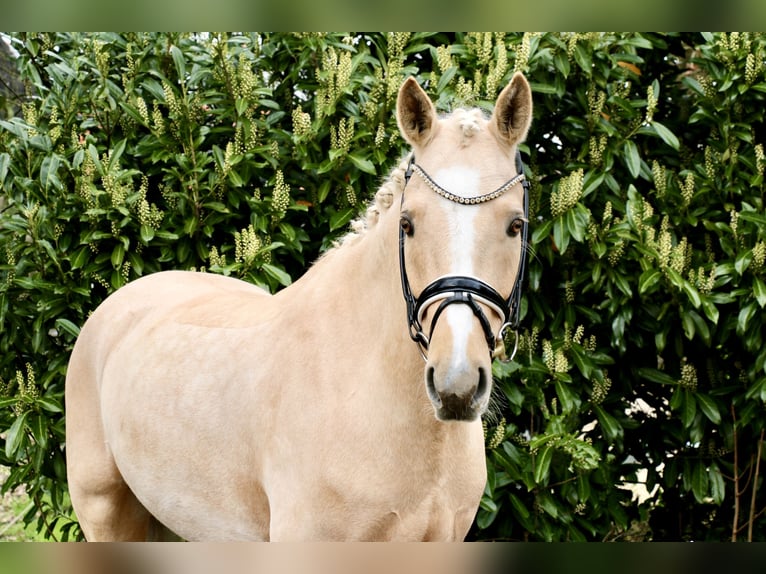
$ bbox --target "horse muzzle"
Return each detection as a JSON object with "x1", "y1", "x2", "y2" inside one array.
[{"x1": 426, "y1": 359, "x2": 490, "y2": 422}]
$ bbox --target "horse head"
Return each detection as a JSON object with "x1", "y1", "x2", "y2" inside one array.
[{"x1": 396, "y1": 72, "x2": 533, "y2": 422}]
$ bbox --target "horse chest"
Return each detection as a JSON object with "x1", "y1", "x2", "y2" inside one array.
[
  {"x1": 265, "y1": 476, "x2": 483, "y2": 541},
  {"x1": 376, "y1": 481, "x2": 484, "y2": 541},
  {"x1": 263, "y1": 427, "x2": 486, "y2": 541}
]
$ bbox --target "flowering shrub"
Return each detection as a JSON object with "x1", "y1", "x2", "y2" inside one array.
[
  {"x1": 1, "y1": 32, "x2": 765, "y2": 541},
  {"x1": 476, "y1": 32, "x2": 766, "y2": 542}
]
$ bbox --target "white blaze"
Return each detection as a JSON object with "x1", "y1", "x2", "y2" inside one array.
[{"x1": 434, "y1": 166, "x2": 481, "y2": 370}]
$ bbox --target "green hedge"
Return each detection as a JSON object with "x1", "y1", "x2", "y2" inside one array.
[{"x1": 1, "y1": 32, "x2": 765, "y2": 541}]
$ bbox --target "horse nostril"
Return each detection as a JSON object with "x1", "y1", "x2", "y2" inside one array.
[
  {"x1": 474, "y1": 367, "x2": 489, "y2": 404},
  {"x1": 426, "y1": 366, "x2": 441, "y2": 406}
]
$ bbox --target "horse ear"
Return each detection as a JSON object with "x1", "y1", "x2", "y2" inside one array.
[
  {"x1": 397, "y1": 77, "x2": 437, "y2": 146},
  {"x1": 492, "y1": 71, "x2": 533, "y2": 147}
]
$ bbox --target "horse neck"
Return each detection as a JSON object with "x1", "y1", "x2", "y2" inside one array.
[
  {"x1": 278, "y1": 210, "x2": 477, "y2": 454},
  {"x1": 282, "y1": 208, "x2": 426, "y2": 395}
]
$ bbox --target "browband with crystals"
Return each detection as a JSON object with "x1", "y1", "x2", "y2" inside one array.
[{"x1": 408, "y1": 161, "x2": 526, "y2": 205}]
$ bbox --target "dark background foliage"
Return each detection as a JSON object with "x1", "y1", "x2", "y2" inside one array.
[{"x1": 1, "y1": 32, "x2": 764, "y2": 541}]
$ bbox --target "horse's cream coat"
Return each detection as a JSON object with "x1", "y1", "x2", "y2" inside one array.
[{"x1": 65, "y1": 73, "x2": 533, "y2": 541}]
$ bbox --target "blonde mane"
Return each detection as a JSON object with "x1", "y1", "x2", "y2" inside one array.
[{"x1": 335, "y1": 153, "x2": 411, "y2": 247}]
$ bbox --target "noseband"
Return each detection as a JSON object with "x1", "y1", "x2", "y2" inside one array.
[{"x1": 399, "y1": 150, "x2": 530, "y2": 362}]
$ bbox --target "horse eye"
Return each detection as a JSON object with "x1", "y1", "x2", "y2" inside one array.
[
  {"x1": 508, "y1": 217, "x2": 525, "y2": 237},
  {"x1": 400, "y1": 216, "x2": 414, "y2": 236}
]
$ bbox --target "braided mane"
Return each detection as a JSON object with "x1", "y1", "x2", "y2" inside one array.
[{"x1": 334, "y1": 154, "x2": 411, "y2": 247}]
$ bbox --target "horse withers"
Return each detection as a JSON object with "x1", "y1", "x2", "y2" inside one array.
[{"x1": 65, "y1": 72, "x2": 533, "y2": 541}]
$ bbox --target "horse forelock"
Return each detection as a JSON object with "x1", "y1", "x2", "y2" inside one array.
[{"x1": 454, "y1": 108, "x2": 485, "y2": 142}]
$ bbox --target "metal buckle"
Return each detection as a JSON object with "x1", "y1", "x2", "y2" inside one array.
[{"x1": 496, "y1": 322, "x2": 520, "y2": 363}]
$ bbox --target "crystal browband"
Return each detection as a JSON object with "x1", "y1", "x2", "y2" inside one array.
[{"x1": 410, "y1": 163, "x2": 525, "y2": 205}]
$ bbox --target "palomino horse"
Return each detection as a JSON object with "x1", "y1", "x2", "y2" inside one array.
[{"x1": 65, "y1": 72, "x2": 533, "y2": 541}]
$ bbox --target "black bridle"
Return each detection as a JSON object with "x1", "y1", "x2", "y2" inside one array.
[{"x1": 399, "y1": 150, "x2": 530, "y2": 362}]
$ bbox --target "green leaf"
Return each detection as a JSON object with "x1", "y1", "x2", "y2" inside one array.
[
  {"x1": 40, "y1": 154, "x2": 62, "y2": 191},
  {"x1": 475, "y1": 506, "x2": 498, "y2": 530},
  {"x1": 485, "y1": 459, "x2": 496, "y2": 493},
  {"x1": 203, "y1": 201, "x2": 229, "y2": 214},
  {"x1": 735, "y1": 250, "x2": 752, "y2": 275},
  {"x1": 709, "y1": 462, "x2": 725, "y2": 504},
  {"x1": 681, "y1": 309, "x2": 710, "y2": 344},
  {"x1": 261, "y1": 263, "x2": 292, "y2": 287},
  {"x1": 0, "y1": 118, "x2": 30, "y2": 141},
  {"x1": 680, "y1": 389, "x2": 697, "y2": 428},
  {"x1": 436, "y1": 66, "x2": 458, "y2": 94},
  {"x1": 737, "y1": 302, "x2": 757, "y2": 335},
  {"x1": 534, "y1": 444, "x2": 553, "y2": 485},
  {"x1": 119, "y1": 101, "x2": 147, "y2": 125},
  {"x1": 329, "y1": 207, "x2": 355, "y2": 231},
  {"x1": 317, "y1": 180, "x2": 332, "y2": 204},
  {"x1": 651, "y1": 121, "x2": 680, "y2": 150},
  {"x1": 638, "y1": 269, "x2": 662, "y2": 295},
  {"x1": 536, "y1": 491, "x2": 559, "y2": 519},
  {"x1": 553, "y1": 51, "x2": 571, "y2": 78},
  {"x1": 87, "y1": 143, "x2": 104, "y2": 175},
  {"x1": 36, "y1": 397, "x2": 63, "y2": 413},
  {"x1": 552, "y1": 217, "x2": 570, "y2": 255},
  {"x1": 531, "y1": 218, "x2": 553, "y2": 246},
  {"x1": 235, "y1": 98, "x2": 249, "y2": 116},
  {"x1": 170, "y1": 44, "x2": 186, "y2": 80},
  {"x1": 4, "y1": 411, "x2": 30, "y2": 459},
  {"x1": 0, "y1": 152, "x2": 10, "y2": 182},
  {"x1": 569, "y1": 346, "x2": 592, "y2": 379},
  {"x1": 348, "y1": 153, "x2": 376, "y2": 175},
  {"x1": 594, "y1": 404, "x2": 622, "y2": 441},
  {"x1": 702, "y1": 300, "x2": 720, "y2": 325},
  {"x1": 667, "y1": 268, "x2": 701, "y2": 308},
  {"x1": 39, "y1": 239, "x2": 59, "y2": 267},
  {"x1": 28, "y1": 413, "x2": 48, "y2": 450},
  {"x1": 681, "y1": 312, "x2": 696, "y2": 340},
  {"x1": 554, "y1": 378, "x2": 578, "y2": 413},
  {"x1": 509, "y1": 493, "x2": 530, "y2": 519},
  {"x1": 682, "y1": 280, "x2": 702, "y2": 308},
  {"x1": 0, "y1": 397, "x2": 19, "y2": 409},
  {"x1": 479, "y1": 496, "x2": 498, "y2": 514},
  {"x1": 738, "y1": 210, "x2": 766, "y2": 226},
  {"x1": 682, "y1": 76, "x2": 705, "y2": 96},
  {"x1": 696, "y1": 393, "x2": 721, "y2": 424},
  {"x1": 227, "y1": 169, "x2": 244, "y2": 187},
  {"x1": 111, "y1": 242, "x2": 126, "y2": 268},
  {"x1": 623, "y1": 140, "x2": 641, "y2": 178},
  {"x1": 611, "y1": 271, "x2": 633, "y2": 297},
  {"x1": 688, "y1": 310, "x2": 711, "y2": 345},
  {"x1": 55, "y1": 318, "x2": 81, "y2": 338},
  {"x1": 754, "y1": 277, "x2": 766, "y2": 308},
  {"x1": 691, "y1": 460, "x2": 709, "y2": 504},
  {"x1": 573, "y1": 44, "x2": 592, "y2": 74},
  {"x1": 108, "y1": 139, "x2": 127, "y2": 168},
  {"x1": 140, "y1": 224, "x2": 155, "y2": 243},
  {"x1": 153, "y1": 231, "x2": 179, "y2": 241}
]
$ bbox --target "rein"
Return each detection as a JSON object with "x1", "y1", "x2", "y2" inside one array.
[{"x1": 399, "y1": 150, "x2": 530, "y2": 362}]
